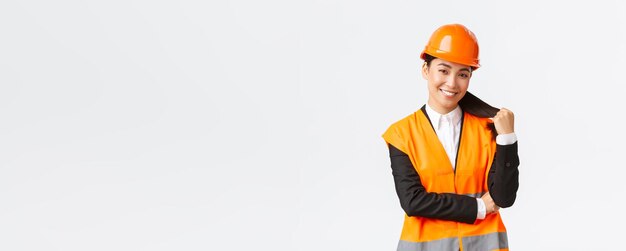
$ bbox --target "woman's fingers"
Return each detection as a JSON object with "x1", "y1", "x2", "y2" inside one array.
[{"x1": 492, "y1": 108, "x2": 514, "y2": 134}]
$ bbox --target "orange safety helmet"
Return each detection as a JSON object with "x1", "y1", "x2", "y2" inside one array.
[{"x1": 420, "y1": 24, "x2": 481, "y2": 69}]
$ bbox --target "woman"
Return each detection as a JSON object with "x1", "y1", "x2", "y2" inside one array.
[{"x1": 382, "y1": 24, "x2": 520, "y2": 251}]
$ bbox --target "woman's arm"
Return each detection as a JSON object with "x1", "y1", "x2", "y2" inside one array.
[
  {"x1": 487, "y1": 142, "x2": 520, "y2": 208},
  {"x1": 388, "y1": 144, "x2": 478, "y2": 224},
  {"x1": 488, "y1": 108, "x2": 520, "y2": 208}
]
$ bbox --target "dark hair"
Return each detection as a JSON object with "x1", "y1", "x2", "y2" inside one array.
[
  {"x1": 422, "y1": 53, "x2": 477, "y2": 73},
  {"x1": 423, "y1": 53, "x2": 499, "y2": 137}
]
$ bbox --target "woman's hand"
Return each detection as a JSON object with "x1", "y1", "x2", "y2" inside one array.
[
  {"x1": 491, "y1": 108, "x2": 514, "y2": 135},
  {"x1": 481, "y1": 192, "x2": 500, "y2": 214}
]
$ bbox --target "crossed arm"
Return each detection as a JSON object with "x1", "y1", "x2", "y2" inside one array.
[{"x1": 388, "y1": 142, "x2": 519, "y2": 224}]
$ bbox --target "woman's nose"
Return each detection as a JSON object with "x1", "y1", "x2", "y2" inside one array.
[{"x1": 445, "y1": 76, "x2": 457, "y2": 87}]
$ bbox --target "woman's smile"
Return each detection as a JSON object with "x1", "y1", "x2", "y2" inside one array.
[{"x1": 440, "y1": 88, "x2": 458, "y2": 98}]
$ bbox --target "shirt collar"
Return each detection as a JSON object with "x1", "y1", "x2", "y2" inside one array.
[{"x1": 425, "y1": 104, "x2": 462, "y2": 130}]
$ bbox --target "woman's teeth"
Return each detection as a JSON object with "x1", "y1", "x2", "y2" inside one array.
[{"x1": 441, "y1": 89, "x2": 456, "y2": 97}]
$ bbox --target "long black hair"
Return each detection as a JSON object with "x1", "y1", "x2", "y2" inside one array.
[{"x1": 423, "y1": 53, "x2": 499, "y2": 137}]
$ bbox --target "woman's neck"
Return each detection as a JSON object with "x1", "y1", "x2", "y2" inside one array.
[{"x1": 427, "y1": 100, "x2": 458, "y2": 115}]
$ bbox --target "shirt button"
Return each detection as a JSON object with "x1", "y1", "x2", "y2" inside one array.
[{"x1": 505, "y1": 162, "x2": 511, "y2": 167}]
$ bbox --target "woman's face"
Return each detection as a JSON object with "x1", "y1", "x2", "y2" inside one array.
[{"x1": 422, "y1": 58, "x2": 472, "y2": 114}]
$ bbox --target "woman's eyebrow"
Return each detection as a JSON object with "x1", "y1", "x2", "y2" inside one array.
[
  {"x1": 437, "y1": 63, "x2": 452, "y2": 68},
  {"x1": 438, "y1": 63, "x2": 471, "y2": 72}
]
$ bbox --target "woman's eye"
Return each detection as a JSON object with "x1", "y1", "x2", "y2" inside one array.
[
  {"x1": 459, "y1": 73, "x2": 469, "y2": 78},
  {"x1": 438, "y1": 69, "x2": 448, "y2": 74}
]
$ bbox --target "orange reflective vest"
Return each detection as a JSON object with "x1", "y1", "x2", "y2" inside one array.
[{"x1": 383, "y1": 108, "x2": 508, "y2": 251}]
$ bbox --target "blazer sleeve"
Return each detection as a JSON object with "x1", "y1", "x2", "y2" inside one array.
[
  {"x1": 487, "y1": 142, "x2": 520, "y2": 208},
  {"x1": 388, "y1": 143, "x2": 478, "y2": 224}
]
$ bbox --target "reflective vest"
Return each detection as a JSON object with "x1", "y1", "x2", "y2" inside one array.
[{"x1": 383, "y1": 108, "x2": 508, "y2": 251}]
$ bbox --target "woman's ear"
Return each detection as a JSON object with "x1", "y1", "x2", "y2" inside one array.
[{"x1": 421, "y1": 62, "x2": 429, "y2": 80}]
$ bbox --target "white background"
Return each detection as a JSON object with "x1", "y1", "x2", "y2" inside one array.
[{"x1": 1, "y1": 0, "x2": 625, "y2": 250}]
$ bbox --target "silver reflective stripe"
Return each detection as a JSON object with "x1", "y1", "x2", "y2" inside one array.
[
  {"x1": 463, "y1": 192, "x2": 486, "y2": 198},
  {"x1": 397, "y1": 237, "x2": 459, "y2": 251},
  {"x1": 462, "y1": 231, "x2": 508, "y2": 250}
]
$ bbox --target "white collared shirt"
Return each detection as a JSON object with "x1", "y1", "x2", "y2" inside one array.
[
  {"x1": 424, "y1": 103, "x2": 517, "y2": 220},
  {"x1": 425, "y1": 104, "x2": 463, "y2": 169}
]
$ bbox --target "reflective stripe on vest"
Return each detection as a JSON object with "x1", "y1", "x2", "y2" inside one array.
[
  {"x1": 397, "y1": 236, "x2": 458, "y2": 251},
  {"x1": 462, "y1": 232, "x2": 508, "y2": 250},
  {"x1": 383, "y1": 108, "x2": 508, "y2": 251},
  {"x1": 463, "y1": 192, "x2": 486, "y2": 198},
  {"x1": 397, "y1": 232, "x2": 508, "y2": 251}
]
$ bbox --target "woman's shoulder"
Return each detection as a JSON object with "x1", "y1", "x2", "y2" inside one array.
[
  {"x1": 383, "y1": 109, "x2": 428, "y2": 138},
  {"x1": 462, "y1": 112, "x2": 497, "y2": 141},
  {"x1": 382, "y1": 109, "x2": 426, "y2": 151},
  {"x1": 463, "y1": 111, "x2": 492, "y2": 125}
]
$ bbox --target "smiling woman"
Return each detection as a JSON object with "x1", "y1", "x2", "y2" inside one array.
[
  {"x1": 423, "y1": 53, "x2": 501, "y2": 127},
  {"x1": 382, "y1": 24, "x2": 520, "y2": 251}
]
